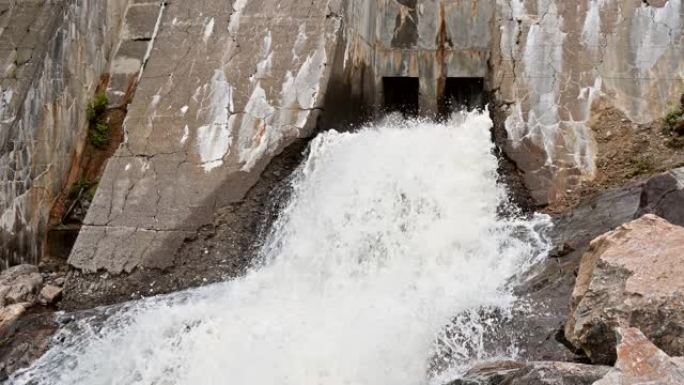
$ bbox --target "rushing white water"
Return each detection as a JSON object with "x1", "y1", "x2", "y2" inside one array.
[{"x1": 10, "y1": 112, "x2": 550, "y2": 385}]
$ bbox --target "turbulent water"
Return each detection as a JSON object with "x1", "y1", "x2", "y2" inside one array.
[{"x1": 9, "y1": 112, "x2": 550, "y2": 385}]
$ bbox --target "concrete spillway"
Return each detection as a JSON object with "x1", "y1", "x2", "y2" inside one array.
[
  {"x1": 0, "y1": 0, "x2": 682, "y2": 309},
  {"x1": 8, "y1": 113, "x2": 551, "y2": 385}
]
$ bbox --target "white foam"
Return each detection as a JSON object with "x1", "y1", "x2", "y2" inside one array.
[{"x1": 10, "y1": 113, "x2": 550, "y2": 385}]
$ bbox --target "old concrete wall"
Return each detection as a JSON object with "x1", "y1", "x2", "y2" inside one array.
[
  {"x1": 65, "y1": 0, "x2": 683, "y2": 276},
  {"x1": 337, "y1": 0, "x2": 493, "y2": 115},
  {"x1": 374, "y1": 0, "x2": 493, "y2": 113},
  {"x1": 340, "y1": 0, "x2": 682, "y2": 205},
  {"x1": 68, "y1": 0, "x2": 344, "y2": 274},
  {"x1": 0, "y1": 0, "x2": 130, "y2": 267},
  {"x1": 492, "y1": 0, "x2": 684, "y2": 204},
  {"x1": 106, "y1": 0, "x2": 165, "y2": 109},
  {"x1": 323, "y1": 0, "x2": 377, "y2": 126}
]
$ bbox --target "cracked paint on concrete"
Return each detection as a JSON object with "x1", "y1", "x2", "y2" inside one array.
[
  {"x1": 63, "y1": 0, "x2": 683, "y2": 275},
  {"x1": 203, "y1": 17, "x2": 215, "y2": 43},
  {"x1": 492, "y1": 0, "x2": 684, "y2": 203},
  {"x1": 506, "y1": 1, "x2": 567, "y2": 168},
  {"x1": 197, "y1": 70, "x2": 234, "y2": 172}
]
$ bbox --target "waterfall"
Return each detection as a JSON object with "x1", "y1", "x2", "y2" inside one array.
[{"x1": 9, "y1": 112, "x2": 550, "y2": 385}]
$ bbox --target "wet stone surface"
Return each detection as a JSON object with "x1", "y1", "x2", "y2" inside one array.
[{"x1": 464, "y1": 168, "x2": 684, "y2": 365}]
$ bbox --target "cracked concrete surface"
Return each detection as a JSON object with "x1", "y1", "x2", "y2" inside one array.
[
  {"x1": 67, "y1": 0, "x2": 684, "y2": 281},
  {"x1": 491, "y1": 0, "x2": 684, "y2": 204},
  {"x1": 2, "y1": 0, "x2": 682, "y2": 301},
  {"x1": 341, "y1": 0, "x2": 683, "y2": 205},
  {"x1": 68, "y1": 0, "x2": 344, "y2": 275}
]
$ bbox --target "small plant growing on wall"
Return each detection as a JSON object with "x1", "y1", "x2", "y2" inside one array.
[
  {"x1": 87, "y1": 92, "x2": 110, "y2": 149},
  {"x1": 662, "y1": 95, "x2": 684, "y2": 149},
  {"x1": 665, "y1": 110, "x2": 683, "y2": 131},
  {"x1": 69, "y1": 178, "x2": 99, "y2": 201},
  {"x1": 663, "y1": 95, "x2": 684, "y2": 133}
]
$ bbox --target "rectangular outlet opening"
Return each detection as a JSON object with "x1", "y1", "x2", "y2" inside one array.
[
  {"x1": 383, "y1": 77, "x2": 419, "y2": 117},
  {"x1": 440, "y1": 77, "x2": 485, "y2": 115}
]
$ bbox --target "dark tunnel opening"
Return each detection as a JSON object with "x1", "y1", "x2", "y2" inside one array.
[
  {"x1": 382, "y1": 77, "x2": 420, "y2": 117},
  {"x1": 440, "y1": 77, "x2": 486, "y2": 116}
]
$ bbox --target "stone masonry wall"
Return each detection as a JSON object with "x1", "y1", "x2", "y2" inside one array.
[{"x1": 0, "y1": 0, "x2": 130, "y2": 267}]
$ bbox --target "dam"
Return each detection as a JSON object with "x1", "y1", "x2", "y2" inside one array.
[
  {"x1": 1, "y1": 1, "x2": 681, "y2": 273},
  {"x1": 1, "y1": 1, "x2": 684, "y2": 383}
]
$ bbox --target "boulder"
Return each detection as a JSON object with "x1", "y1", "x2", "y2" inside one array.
[
  {"x1": 0, "y1": 311, "x2": 58, "y2": 380},
  {"x1": 0, "y1": 303, "x2": 29, "y2": 335},
  {"x1": 38, "y1": 285, "x2": 63, "y2": 305},
  {"x1": 454, "y1": 169, "x2": 684, "y2": 367},
  {"x1": 636, "y1": 168, "x2": 684, "y2": 226},
  {"x1": 594, "y1": 328, "x2": 684, "y2": 385},
  {"x1": 565, "y1": 214, "x2": 684, "y2": 364},
  {"x1": 448, "y1": 360, "x2": 609, "y2": 385},
  {"x1": 461, "y1": 177, "x2": 657, "y2": 365},
  {"x1": 0, "y1": 265, "x2": 43, "y2": 306}
]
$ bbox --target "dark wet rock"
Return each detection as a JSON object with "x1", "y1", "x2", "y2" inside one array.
[
  {"x1": 594, "y1": 328, "x2": 684, "y2": 385},
  {"x1": 0, "y1": 311, "x2": 57, "y2": 381},
  {"x1": 636, "y1": 168, "x2": 684, "y2": 226},
  {"x1": 465, "y1": 167, "x2": 684, "y2": 364},
  {"x1": 471, "y1": 182, "x2": 645, "y2": 363},
  {"x1": 0, "y1": 304, "x2": 29, "y2": 336},
  {"x1": 448, "y1": 360, "x2": 609, "y2": 385},
  {"x1": 0, "y1": 265, "x2": 67, "y2": 378},
  {"x1": 565, "y1": 215, "x2": 684, "y2": 364}
]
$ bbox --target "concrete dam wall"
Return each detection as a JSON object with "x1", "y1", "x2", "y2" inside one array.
[{"x1": 0, "y1": 0, "x2": 682, "y2": 284}]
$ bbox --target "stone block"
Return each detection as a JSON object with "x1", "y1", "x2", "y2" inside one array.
[{"x1": 566, "y1": 214, "x2": 684, "y2": 364}]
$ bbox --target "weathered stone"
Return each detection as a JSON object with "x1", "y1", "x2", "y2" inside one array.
[
  {"x1": 106, "y1": 2, "x2": 164, "y2": 107},
  {"x1": 0, "y1": 265, "x2": 39, "y2": 282},
  {"x1": 68, "y1": 0, "x2": 342, "y2": 279},
  {"x1": 440, "y1": 168, "x2": 684, "y2": 365},
  {"x1": 0, "y1": 303, "x2": 28, "y2": 335},
  {"x1": 636, "y1": 168, "x2": 684, "y2": 226},
  {"x1": 62, "y1": 138, "x2": 309, "y2": 310},
  {"x1": 38, "y1": 285, "x2": 63, "y2": 305},
  {"x1": 0, "y1": 264, "x2": 42, "y2": 305},
  {"x1": 0, "y1": 311, "x2": 58, "y2": 380},
  {"x1": 491, "y1": 0, "x2": 684, "y2": 205},
  {"x1": 449, "y1": 360, "x2": 610, "y2": 385},
  {"x1": 566, "y1": 214, "x2": 684, "y2": 364},
  {"x1": 593, "y1": 328, "x2": 684, "y2": 385}
]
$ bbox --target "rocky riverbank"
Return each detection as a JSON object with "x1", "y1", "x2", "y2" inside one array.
[
  {"x1": 4, "y1": 167, "x2": 684, "y2": 383},
  {"x1": 3, "y1": 153, "x2": 684, "y2": 383},
  {"x1": 447, "y1": 167, "x2": 684, "y2": 384},
  {"x1": 0, "y1": 265, "x2": 64, "y2": 377}
]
